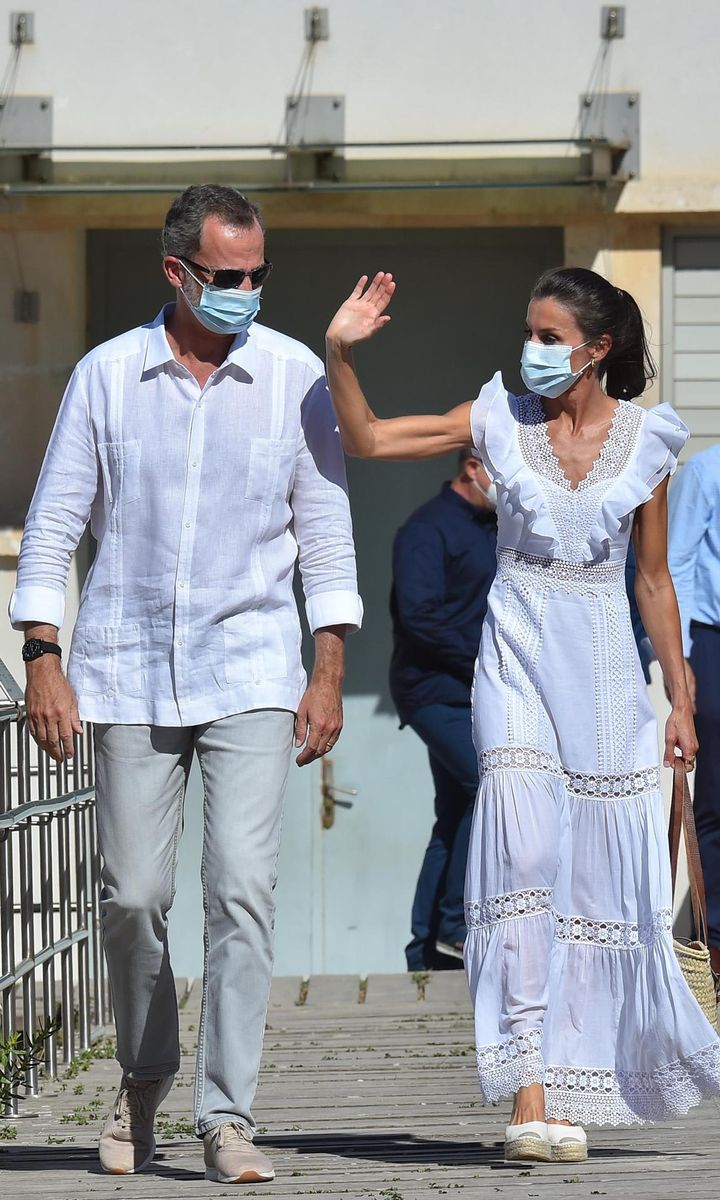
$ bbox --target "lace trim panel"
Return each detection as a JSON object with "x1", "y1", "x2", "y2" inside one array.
[
  {"x1": 465, "y1": 888, "x2": 554, "y2": 930},
  {"x1": 475, "y1": 1038, "x2": 720, "y2": 1124},
  {"x1": 543, "y1": 1042, "x2": 720, "y2": 1126},
  {"x1": 564, "y1": 765, "x2": 660, "y2": 798},
  {"x1": 516, "y1": 394, "x2": 644, "y2": 493},
  {"x1": 553, "y1": 908, "x2": 673, "y2": 949},
  {"x1": 476, "y1": 1029, "x2": 545, "y2": 1103},
  {"x1": 466, "y1": 891, "x2": 672, "y2": 949},
  {"x1": 496, "y1": 547, "x2": 626, "y2": 594},
  {"x1": 514, "y1": 394, "x2": 644, "y2": 558},
  {"x1": 478, "y1": 746, "x2": 563, "y2": 777},
  {"x1": 477, "y1": 746, "x2": 661, "y2": 801}
]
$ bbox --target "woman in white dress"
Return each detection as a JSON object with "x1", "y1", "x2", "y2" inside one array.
[{"x1": 324, "y1": 266, "x2": 720, "y2": 1162}]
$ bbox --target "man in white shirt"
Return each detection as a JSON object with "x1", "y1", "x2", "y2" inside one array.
[{"x1": 9, "y1": 185, "x2": 362, "y2": 1184}]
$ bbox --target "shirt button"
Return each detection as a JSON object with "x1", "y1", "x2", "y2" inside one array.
[
  {"x1": 185, "y1": 522, "x2": 191, "y2": 529},
  {"x1": 177, "y1": 639, "x2": 183, "y2": 647},
  {"x1": 191, "y1": 461, "x2": 198, "y2": 468},
  {"x1": 178, "y1": 582, "x2": 185, "y2": 589}
]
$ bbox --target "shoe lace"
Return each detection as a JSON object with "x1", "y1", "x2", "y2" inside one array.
[
  {"x1": 216, "y1": 1122, "x2": 251, "y2": 1150},
  {"x1": 114, "y1": 1080, "x2": 156, "y2": 1133}
]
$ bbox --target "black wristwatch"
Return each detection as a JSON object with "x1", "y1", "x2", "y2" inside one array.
[{"x1": 22, "y1": 638, "x2": 62, "y2": 663}]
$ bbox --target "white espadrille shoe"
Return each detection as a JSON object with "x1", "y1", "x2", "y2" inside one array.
[
  {"x1": 546, "y1": 1123, "x2": 588, "y2": 1162},
  {"x1": 504, "y1": 1120, "x2": 552, "y2": 1162}
]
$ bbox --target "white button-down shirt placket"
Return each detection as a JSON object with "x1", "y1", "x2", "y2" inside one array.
[{"x1": 172, "y1": 367, "x2": 210, "y2": 719}]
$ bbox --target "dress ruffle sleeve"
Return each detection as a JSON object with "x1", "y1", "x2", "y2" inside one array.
[
  {"x1": 483, "y1": 380, "x2": 562, "y2": 556},
  {"x1": 585, "y1": 402, "x2": 689, "y2": 562}
]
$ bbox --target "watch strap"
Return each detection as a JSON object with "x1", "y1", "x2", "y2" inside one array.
[{"x1": 22, "y1": 638, "x2": 62, "y2": 662}]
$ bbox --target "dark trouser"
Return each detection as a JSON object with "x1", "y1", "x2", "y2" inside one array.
[
  {"x1": 404, "y1": 703, "x2": 479, "y2": 970},
  {"x1": 690, "y1": 623, "x2": 720, "y2": 951}
]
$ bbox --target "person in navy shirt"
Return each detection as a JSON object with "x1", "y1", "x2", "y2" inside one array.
[
  {"x1": 390, "y1": 449, "x2": 498, "y2": 969},
  {"x1": 669, "y1": 443, "x2": 720, "y2": 979}
]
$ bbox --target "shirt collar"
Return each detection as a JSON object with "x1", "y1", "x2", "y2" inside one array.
[{"x1": 142, "y1": 303, "x2": 256, "y2": 378}]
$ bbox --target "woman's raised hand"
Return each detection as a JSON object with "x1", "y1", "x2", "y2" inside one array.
[{"x1": 326, "y1": 272, "x2": 396, "y2": 348}]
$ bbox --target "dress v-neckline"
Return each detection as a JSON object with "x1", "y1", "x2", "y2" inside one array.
[{"x1": 535, "y1": 397, "x2": 622, "y2": 493}]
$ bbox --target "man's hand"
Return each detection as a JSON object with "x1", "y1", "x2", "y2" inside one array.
[
  {"x1": 294, "y1": 674, "x2": 344, "y2": 767},
  {"x1": 25, "y1": 657, "x2": 83, "y2": 763},
  {"x1": 294, "y1": 625, "x2": 347, "y2": 767}
]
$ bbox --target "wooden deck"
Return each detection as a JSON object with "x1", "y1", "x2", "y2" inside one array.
[{"x1": 2, "y1": 972, "x2": 719, "y2": 1199}]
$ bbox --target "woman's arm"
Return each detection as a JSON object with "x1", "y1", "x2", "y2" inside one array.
[
  {"x1": 632, "y1": 477, "x2": 698, "y2": 768},
  {"x1": 326, "y1": 273, "x2": 473, "y2": 460}
]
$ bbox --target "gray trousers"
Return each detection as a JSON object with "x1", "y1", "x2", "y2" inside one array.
[{"x1": 94, "y1": 710, "x2": 295, "y2": 1136}]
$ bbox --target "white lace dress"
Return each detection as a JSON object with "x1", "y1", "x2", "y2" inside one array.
[{"x1": 465, "y1": 374, "x2": 720, "y2": 1125}]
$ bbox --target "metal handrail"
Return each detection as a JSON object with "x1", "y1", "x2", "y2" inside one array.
[{"x1": 0, "y1": 658, "x2": 111, "y2": 1116}]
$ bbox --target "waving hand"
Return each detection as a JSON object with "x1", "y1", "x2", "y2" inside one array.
[{"x1": 326, "y1": 272, "x2": 396, "y2": 348}]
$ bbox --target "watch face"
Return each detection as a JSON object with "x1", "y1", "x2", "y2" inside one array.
[{"x1": 22, "y1": 638, "x2": 43, "y2": 662}]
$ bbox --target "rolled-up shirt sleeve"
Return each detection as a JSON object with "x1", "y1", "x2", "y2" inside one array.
[
  {"x1": 292, "y1": 371, "x2": 363, "y2": 634},
  {"x1": 9, "y1": 367, "x2": 98, "y2": 631},
  {"x1": 668, "y1": 460, "x2": 711, "y2": 657}
]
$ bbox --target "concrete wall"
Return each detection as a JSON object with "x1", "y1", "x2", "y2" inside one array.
[{"x1": 2, "y1": 0, "x2": 717, "y2": 183}]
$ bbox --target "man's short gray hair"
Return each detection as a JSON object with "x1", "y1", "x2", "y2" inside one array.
[{"x1": 161, "y1": 185, "x2": 264, "y2": 260}]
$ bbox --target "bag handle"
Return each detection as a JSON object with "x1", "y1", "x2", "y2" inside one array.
[{"x1": 669, "y1": 759, "x2": 709, "y2": 947}]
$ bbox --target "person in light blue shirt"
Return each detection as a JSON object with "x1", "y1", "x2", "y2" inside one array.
[{"x1": 668, "y1": 443, "x2": 720, "y2": 979}]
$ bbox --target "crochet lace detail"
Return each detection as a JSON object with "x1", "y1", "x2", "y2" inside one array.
[
  {"x1": 543, "y1": 1042, "x2": 720, "y2": 1126},
  {"x1": 476, "y1": 1029, "x2": 545, "y2": 1103},
  {"x1": 496, "y1": 547, "x2": 626, "y2": 594},
  {"x1": 465, "y1": 890, "x2": 672, "y2": 949},
  {"x1": 465, "y1": 888, "x2": 554, "y2": 930},
  {"x1": 553, "y1": 908, "x2": 673, "y2": 949},
  {"x1": 517, "y1": 394, "x2": 642, "y2": 493},
  {"x1": 477, "y1": 746, "x2": 563, "y2": 777},
  {"x1": 564, "y1": 765, "x2": 660, "y2": 797},
  {"x1": 475, "y1": 1038, "x2": 720, "y2": 1124},
  {"x1": 478, "y1": 746, "x2": 661, "y2": 801}
]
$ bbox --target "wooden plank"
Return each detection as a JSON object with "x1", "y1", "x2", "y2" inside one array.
[
  {"x1": 269, "y1": 975, "x2": 304, "y2": 1009},
  {"x1": 301, "y1": 974, "x2": 362, "y2": 1007},
  {"x1": 3, "y1": 973, "x2": 720, "y2": 1200}
]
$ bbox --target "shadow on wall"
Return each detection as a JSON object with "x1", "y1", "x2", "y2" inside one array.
[{"x1": 87, "y1": 225, "x2": 564, "y2": 712}]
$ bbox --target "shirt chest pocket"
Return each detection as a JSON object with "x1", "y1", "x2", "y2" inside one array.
[
  {"x1": 244, "y1": 437, "x2": 297, "y2": 505},
  {"x1": 98, "y1": 440, "x2": 142, "y2": 506}
]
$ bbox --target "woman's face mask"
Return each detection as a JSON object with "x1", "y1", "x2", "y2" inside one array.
[{"x1": 520, "y1": 338, "x2": 593, "y2": 400}]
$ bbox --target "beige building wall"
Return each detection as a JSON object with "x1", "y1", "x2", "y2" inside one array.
[{"x1": 0, "y1": 229, "x2": 86, "y2": 682}]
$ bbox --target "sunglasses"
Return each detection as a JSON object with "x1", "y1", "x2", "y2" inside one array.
[{"x1": 180, "y1": 256, "x2": 273, "y2": 290}]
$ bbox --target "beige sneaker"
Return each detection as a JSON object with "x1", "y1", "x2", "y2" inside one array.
[
  {"x1": 99, "y1": 1073, "x2": 175, "y2": 1174},
  {"x1": 203, "y1": 1122, "x2": 275, "y2": 1184}
]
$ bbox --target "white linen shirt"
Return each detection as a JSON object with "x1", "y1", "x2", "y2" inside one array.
[{"x1": 9, "y1": 307, "x2": 363, "y2": 725}]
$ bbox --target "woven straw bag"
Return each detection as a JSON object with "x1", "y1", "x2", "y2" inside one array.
[{"x1": 669, "y1": 760, "x2": 718, "y2": 1028}]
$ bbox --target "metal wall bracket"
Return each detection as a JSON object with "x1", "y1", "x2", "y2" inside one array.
[
  {"x1": 285, "y1": 94, "x2": 344, "y2": 150},
  {"x1": 600, "y1": 6, "x2": 625, "y2": 39},
  {"x1": 0, "y1": 94, "x2": 51, "y2": 147},
  {"x1": 579, "y1": 91, "x2": 639, "y2": 180}
]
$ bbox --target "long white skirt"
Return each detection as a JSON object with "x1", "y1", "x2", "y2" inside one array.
[{"x1": 464, "y1": 562, "x2": 720, "y2": 1125}]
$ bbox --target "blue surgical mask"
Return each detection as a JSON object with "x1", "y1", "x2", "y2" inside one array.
[
  {"x1": 520, "y1": 339, "x2": 593, "y2": 400},
  {"x1": 183, "y1": 265, "x2": 262, "y2": 336}
]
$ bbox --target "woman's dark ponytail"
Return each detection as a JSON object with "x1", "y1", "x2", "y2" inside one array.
[{"x1": 531, "y1": 268, "x2": 657, "y2": 400}]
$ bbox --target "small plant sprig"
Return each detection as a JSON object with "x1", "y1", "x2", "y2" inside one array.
[{"x1": 0, "y1": 1013, "x2": 61, "y2": 1111}]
